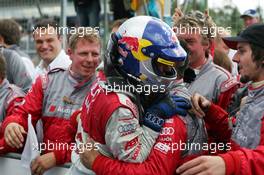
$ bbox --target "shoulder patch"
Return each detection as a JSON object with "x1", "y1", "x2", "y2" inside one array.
[
  {"x1": 220, "y1": 78, "x2": 239, "y2": 92},
  {"x1": 6, "y1": 85, "x2": 25, "y2": 107},
  {"x1": 47, "y1": 68, "x2": 66, "y2": 74}
]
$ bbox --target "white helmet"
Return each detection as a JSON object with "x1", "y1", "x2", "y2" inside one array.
[{"x1": 106, "y1": 16, "x2": 187, "y2": 91}]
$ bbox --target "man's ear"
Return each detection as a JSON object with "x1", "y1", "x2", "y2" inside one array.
[
  {"x1": 58, "y1": 35, "x2": 62, "y2": 42},
  {"x1": 67, "y1": 48, "x2": 73, "y2": 61}
]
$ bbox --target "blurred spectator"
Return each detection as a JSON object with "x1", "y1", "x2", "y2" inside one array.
[
  {"x1": 0, "y1": 19, "x2": 36, "y2": 79},
  {"x1": 240, "y1": 9, "x2": 260, "y2": 28},
  {"x1": 215, "y1": 27, "x2": 230, "y2": 54},
  {"x1": 111, "y1": 18, "x2": 127, "y2": 33},
  {"x1": 130, "y1": 0, "x2": 163, "y2": 18},
  {"x1": 0, "y1": 53, "x2": 25, "y2": 154},
  {"x1": 0, "y1": 54, "x2": 25, "y2": 123},
  {"x1": 213, "y1": 49, "x2": 232, "y2": 73},
  {"x1": 33, "y1": 19, "x2": 71, "y2": 79},
  {"x1": 74, "y1": 0, "x2": 100, "y2": 27},
  {"x1": 110, "y1": 0, "x2": 134, "y2": 20},
  {"x1": 215, "y1": 27, "x2": 238, "y2": 76},
  {"x1": 0, "y1": 47, "x2": 32, "y2": 93},
  {"x1": 172, "y1": 8, "x2": 184, "y2": 25}
]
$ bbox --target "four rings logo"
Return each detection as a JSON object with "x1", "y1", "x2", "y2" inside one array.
[
  {"x1": 118, "y1": 123, "x2": 137, "y2": 133},
  {"x1": 160, "y1": 127, "x2": 174, "y2": 135}
]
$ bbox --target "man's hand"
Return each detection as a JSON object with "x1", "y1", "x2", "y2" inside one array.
[
  {"x1": 176, "y1": 156, "x2": 226, "y2": 175},
  {"x1": 190, "y1": 93, "x2": 211, "y2": 118},
  {"x1": 172, "y1": 7, "x2": 184, "y2": 24},
  {"x1": 80, "y1": 138, "x2": 100, "y2": 170},
  {"x1": 31, "y1": 152, "x2": 56, "y2": 175},
  {"x1": 4, "y1": 122, "x2": 26, "y2": 148}
]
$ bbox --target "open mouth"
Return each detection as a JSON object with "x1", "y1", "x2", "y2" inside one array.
[
  {"x1": 82, "y1": 65, "x2": 94, "y2": 71},
  {"x1": 40, "y1": 49, "x2": 51, "y2": 54}
]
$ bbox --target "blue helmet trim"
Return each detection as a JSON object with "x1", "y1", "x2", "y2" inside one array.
[{"x1": 141, "y1": 43, "x2": 186, "y2": 62}]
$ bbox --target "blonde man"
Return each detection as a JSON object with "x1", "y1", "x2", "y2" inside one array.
[
  {"x1": 2, "y1": 29, "x2": 100, "y2": 175},
  {"x1": 174, "y1": 11, "x2": 238, "y2": 110}
]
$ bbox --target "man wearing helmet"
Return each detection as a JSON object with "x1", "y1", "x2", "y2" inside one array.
[{"x1": 68, "y1": 16, "x2": 196, "y2": 174}]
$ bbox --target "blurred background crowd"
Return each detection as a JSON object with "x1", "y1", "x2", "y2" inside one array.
[{"x1": 0, "y1": 0, "x2": 263, "y2": 66}]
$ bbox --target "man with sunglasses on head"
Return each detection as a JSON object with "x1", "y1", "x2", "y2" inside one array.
[{"x1": 174, "y1": 11, "x2": 238, "y2": 110}]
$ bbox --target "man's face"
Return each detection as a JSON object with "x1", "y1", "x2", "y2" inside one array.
[
  {"x1": 233, "y1": 42, "x2": 262, "y2": 82},
  {"x1": 177, "y1": 32, "x2": 208, "y2": 68},
  {"x1": 243, "y1": 16, "x2": 259, "y2": 27},
  {"x1": 33, "y1": 27, "x2": 62, "y2": 64},
  {"x1": 68, "y1": 39, "x2": 100, "y2": 80}
]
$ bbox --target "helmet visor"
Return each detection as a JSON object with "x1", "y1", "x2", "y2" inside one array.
[{"x1": 142, "y1": 42, "x2": 187, "y2": 63}]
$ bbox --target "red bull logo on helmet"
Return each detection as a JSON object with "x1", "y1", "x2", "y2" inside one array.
[{"x1": 119, "y1": 36, "x2": 139, "y2": 52}]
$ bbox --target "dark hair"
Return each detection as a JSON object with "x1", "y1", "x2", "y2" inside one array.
[
  {"x1": 250, "y1": 43, "x2": 264, "y2": 68},
  {"x1": 34, "y1": 18, "x2": 58, "y2": 29},
  {"x1": 0, "y1": 53, "x2": 6, "y2": 79},
  {"x1": 33, "y1": 18, "x2": 59, "y2": 37},
  {"x1": 0, "y1": 19, "x2": 21, "y2": 45}
]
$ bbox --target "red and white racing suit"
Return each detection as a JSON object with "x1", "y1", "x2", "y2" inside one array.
[
  {"x1": 202, "y1": 82, "x2": 264, "y2": 175},
  {"x1": 186, "y1": 58, "x2": 238, "y2": 110},
  {"x1": 0, "y1": 79, "x2": 25, "y2": 122},
  {"x1": 1, "y1": 68, "x2": 94, "y2": 165},
  {"x1": 68, "y1": 75, "x2": 208, "y2": 175},
  {"x1": 68, "y1": 71, "x2": 161, "y2": 174},
  {"x1": 0, "y1": 79, "x2": 25, "y2": 154}
]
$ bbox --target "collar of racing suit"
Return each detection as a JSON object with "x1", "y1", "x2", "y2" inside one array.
[
  {"x1": 193, "y1": 57, "x2": 213, "y2": 78},
  {"x1": 251, "y1": 79, "x2": 264, "y2": 89},
  {"x1": 68, "y1": 68, "x2": 96, "y2": 88},
  {"x1": 0, "y1": 78, "x2": 9, "y2": 91}
]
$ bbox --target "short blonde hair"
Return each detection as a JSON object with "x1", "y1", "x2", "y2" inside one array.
[
  {"x1": 175, "y1": 10, "x2": 216, "y2": 43},
  {"x1": 68, "y1": 28, "x2": 101, "y2": 51}
]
